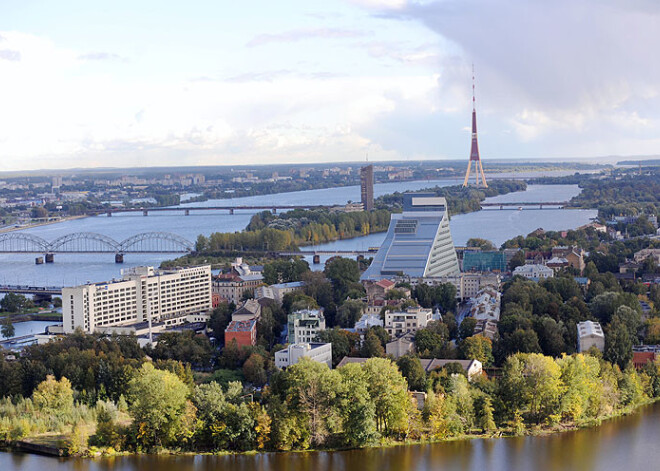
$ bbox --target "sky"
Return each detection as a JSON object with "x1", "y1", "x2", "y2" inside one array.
[{"x1": 1, "y1": 0, "x2": 659, "y2": 170}]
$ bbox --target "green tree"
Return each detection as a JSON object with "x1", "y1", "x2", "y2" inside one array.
[
  {"x1": 396, "y1": 355, "x2": 427, "y2": 391},
  {"x1": 458, "y1": 317, "x2": 477, "y2": 340},
  {"x1": 459, "y1": 335, "x2": 494, "y2": 366},
  {"x1": 509, "y1": 250, "x2": 526, "y2": 271},
  {"x1": 337, "y1": 363, "x2": 379, "y2": 447},
  {"x1": 324, "y1": 258, "x2": 361, "y2": 302},
  {"x1": 1, "y1": 318, "x2": 15, "y2": 339},
  {"x1": 127, "y1": 363, "x2": 191, "y2": 448},
  {"x1": 336, "y1": 299, "x2": 365, "y2": 327},
  {"x1": 362, "y1": 358, "x2": 410, "y2": 434},
  {"x1": 243, "y1": 353, "x2": 268, "y2": 387},
  {"x1": 0, "y1": 292, "x2": 33, "y2": 312},
  {"x1": 32, "y1": 375, "x2": 74, "y2": 414},
  {"x1": 476, "y1": 395, "x2": 497, "y2": 434},
  {"x1": 360, "y1": 330, "x2": 385, "y2": 358},
  {"x1": 605, "y1": 316, "x2": 633, "y2": 369}
]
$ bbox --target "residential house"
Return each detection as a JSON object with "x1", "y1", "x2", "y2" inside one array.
[
  {"x1": 274, "y1": 343, "x2": 332, "y2": 369},
  {"x1": 288, "y1": 309, "x2": 326, "y2": 344}
]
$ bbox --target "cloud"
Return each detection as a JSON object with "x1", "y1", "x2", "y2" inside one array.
[
  {"x1": 247, "y1": 28, "x2": 369, "y2": 47},
  {"x1": 0, "y1": 49, "x2": 21, "y2": 61},
  {"x1": 78, "y1": 52, "x2": 126, "y2": 62}
]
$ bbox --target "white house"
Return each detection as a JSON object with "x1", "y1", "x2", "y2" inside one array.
[
  {"x1": 513, "y1": 264, "x2": 554, "y2": 280},
  {"x1": 577, "y1": 321, "x2": 605, "y2": 352},
  {"x1": 274, "y1": 343, "x2": 332, "y2": 369}
]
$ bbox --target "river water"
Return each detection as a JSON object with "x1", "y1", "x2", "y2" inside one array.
[
  {"x1": 0, "y1": 177, "x2": 596, "y2": 286},
  {"x1": 1, "y1": 402, "x2": 658, "y2": 471}
]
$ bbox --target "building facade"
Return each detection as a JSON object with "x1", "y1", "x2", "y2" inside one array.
[
  {"x1": 513, "y1": 264, "x2": 554, "y2": 280},
  {"x1": 274, "y1": 342, "x2": 332, "y2": 369},
  {"x1": 212, "y1": 272, "x2": 263, "y2": 304},
  {"x1": 224, "y1": 318, "x2": 257, "y2": 347},
  {"x1": 384, "y1": 307, "x2": 433, "y2": 338},
  {"x1": 288, "y1": 309, "x2": 326, "y2": 344},
  {"x1": 361, "y1": 194, "x2": 460, "y2": 281},
  {"x1": 63, "y1": 265, "x2": 212, "y2": 334},
  {"x1": 360, "y1": 164, "x2": 374, "y2": 211},
  {"x1": 577, "y1": 321, "x2": 605, "y2": 352}
]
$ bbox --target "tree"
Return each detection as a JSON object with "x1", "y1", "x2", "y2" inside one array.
[
  {"x1": 396, "y1": 355, "x2": 427, "y2": 391},
  {"x1": 127, "y1": 363, "x2": 191, "y2": 448},
  {"x1": 459, "y1": 335, "x2": 494, "y2": 366},
  {"x1": 150, "y1": 331, "x2": 213, "y2": 369},
  {"x1": 362, "y1": 358, "x2": 410, "y2": 434},
  {"x1": 318, "y1": 327, "x2": 360, "y2": 366},
  {"x1": 467, "y1": 238, "x2": 496, "y2": 251},
  {"x1": 360, "y1": 330, "x2": 385, "y2": 358},
  {"x1": 0, "y1": 292, "x2": 33, "y2": 313},
  {"x1": 337, "y1": 363, "x2": 379, "y2": 447},
  {"x1": 605, "y1": 316, "x2": 633, "y2": 369},
  {"x1": 281, "y1": 358, "x2": 342, "y2": 447},
  {"x1": 458, "y1": 317, "x2": 477, "y2": 341},
  {"x1": 476, "y1": 395, "x2": 496, "y2": 434},
  {"x1": 509, "y1": 250, "x2": 526, "y2": 271},
  {"x1": 336, "y1": 299, "x2": 365, "y2": 328},
  {"x1": 1, "y1": 318, "x2": 15, "y2": 339},
  {"x1": 32, "y1": 375, "x2": 74, "y2": 414},
  {"x1": 209, "y1": 302, "x2": 233, "y2": 342},
  {"x1": 324, "y1": 258, "x2": 360, "y2": 301},
  {"x1": 243, "y1": 353, "x2": 267, "y2": 387}
]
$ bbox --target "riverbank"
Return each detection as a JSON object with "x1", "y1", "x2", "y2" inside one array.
[{"x1": 0, "y1": 215, "x2": 88, "y2": 234}]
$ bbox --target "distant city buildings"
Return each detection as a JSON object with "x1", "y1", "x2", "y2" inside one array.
[
  {"x1": 360, "y1": 164, "x2": 374, "y2": 211},
  {"x1": 62, "y1": 265, "x2": 212, "y2": 334},
  {"x1": 361, "y1": 193, "x2": 460, "y2": 281}
]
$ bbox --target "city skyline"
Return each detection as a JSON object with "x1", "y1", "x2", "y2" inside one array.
[{"x1": 1, "y1": 0, "x2": 659, "y2": 170}]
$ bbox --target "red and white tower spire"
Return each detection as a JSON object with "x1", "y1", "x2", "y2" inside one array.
[{"x1": 462, "y1": 65, "x2": 488, "y2": 188}]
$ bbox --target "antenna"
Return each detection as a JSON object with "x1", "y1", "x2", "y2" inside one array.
[{"x1": 472, "y1": 63, "x2": 476, "y2": 111}]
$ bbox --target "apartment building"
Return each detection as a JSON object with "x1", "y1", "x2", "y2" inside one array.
[
  {"x1": 384, "y1": 307, "x2": 433, "y2": 338},
  {"x1": 63, "y1": 265, "x2": 212, "y2": 333}
]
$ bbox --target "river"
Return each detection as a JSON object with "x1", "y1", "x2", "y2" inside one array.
[
  {"x1": 1, "y1": 402, "x2": 658, "y2": 471},
  {"x1": 0, "y1": 177, "x2": 596, "y2": 286}
]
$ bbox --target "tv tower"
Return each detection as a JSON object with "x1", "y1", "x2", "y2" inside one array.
[{"x1": 462, "y1": 66, "x2": 487, "y2": 188}]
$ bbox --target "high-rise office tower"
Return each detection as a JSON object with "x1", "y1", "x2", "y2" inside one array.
[{"x1": 360, "y1": 164, "x2": 374, "y2": 211}]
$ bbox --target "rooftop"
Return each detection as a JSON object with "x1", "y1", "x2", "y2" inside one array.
[{"x1": 225, "y1": 319, "x2": 257, "y2": 332}]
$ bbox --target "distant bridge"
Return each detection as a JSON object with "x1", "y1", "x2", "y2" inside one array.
[
  {"x1": 0, "y1": 285, "x2": 62, "y2": 295},
  {"x1": 0, "y1": 232, "x2": 194, "y2": 263},
  {"x1": 480, "y1": 201, "x2": 569, "y2": 210},
  {"x1": 93, "y1": 205, "x2": 329, "y2": 216}
]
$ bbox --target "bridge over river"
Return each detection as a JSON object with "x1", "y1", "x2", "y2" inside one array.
[{"x1": 0, "y1": 231, "x2": 194, "y2": 263}]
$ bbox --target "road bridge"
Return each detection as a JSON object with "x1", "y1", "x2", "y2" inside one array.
[
  {"x1": 480, "y1": 201, "x2": 569, "y2": 210},
  {"x1": 93, "y1": 205, "x2": 330, "y2": 216}
]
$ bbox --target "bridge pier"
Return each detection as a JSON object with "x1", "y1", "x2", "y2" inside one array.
[
  {"x1": 313, "y1": 254, "x2": 320, "y2": 264},
  {"x1": 35, "y1": 256, "x2": 44, "y2": 265},
  {"x1": 142, "y1": 210, "x2": 148, "y2": 216},
  {"x1": 229, "y1": 208, "x2": 234, "y2": 215},
  {"x1": 272, "y1": 208, "x2": 277, "y2": 214},
  {"x1": 184, "y1": 209, "x2": 190, "y2": 216},
  {"x1": 500, "y1": 205, "x2": 503, "y2": 210},
  {"x1": 115, "y1": 253, "x2": 124, "y2": 264},
  {"x1": 107, "y1": 212, "x2": 112, "y2": 217},
  {"x1": 45, "y1": 253, "x2": 54, "y2": 263}
]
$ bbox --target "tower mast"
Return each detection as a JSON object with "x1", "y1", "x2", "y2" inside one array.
[{"x1": 462, "y1": 65, "x2": 488, "y2": 188}]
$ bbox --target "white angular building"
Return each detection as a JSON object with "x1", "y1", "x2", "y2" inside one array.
[
  {"x1": 577, "y1": 321, "x2": 605, "y2": 352},
  {"x1": 63, "y1": 265, "x2": 212, "y2": 333},
  {"x1": 361, "y1": 194, "x2": 460, "y2": 281},
  {"x1": 274, "y1": 343, "x2": 332, "y2": 369}
]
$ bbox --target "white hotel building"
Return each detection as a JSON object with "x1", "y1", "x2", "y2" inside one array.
[{"x1": 63, "y1": 265, "x2": 212, "y2": 334}]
